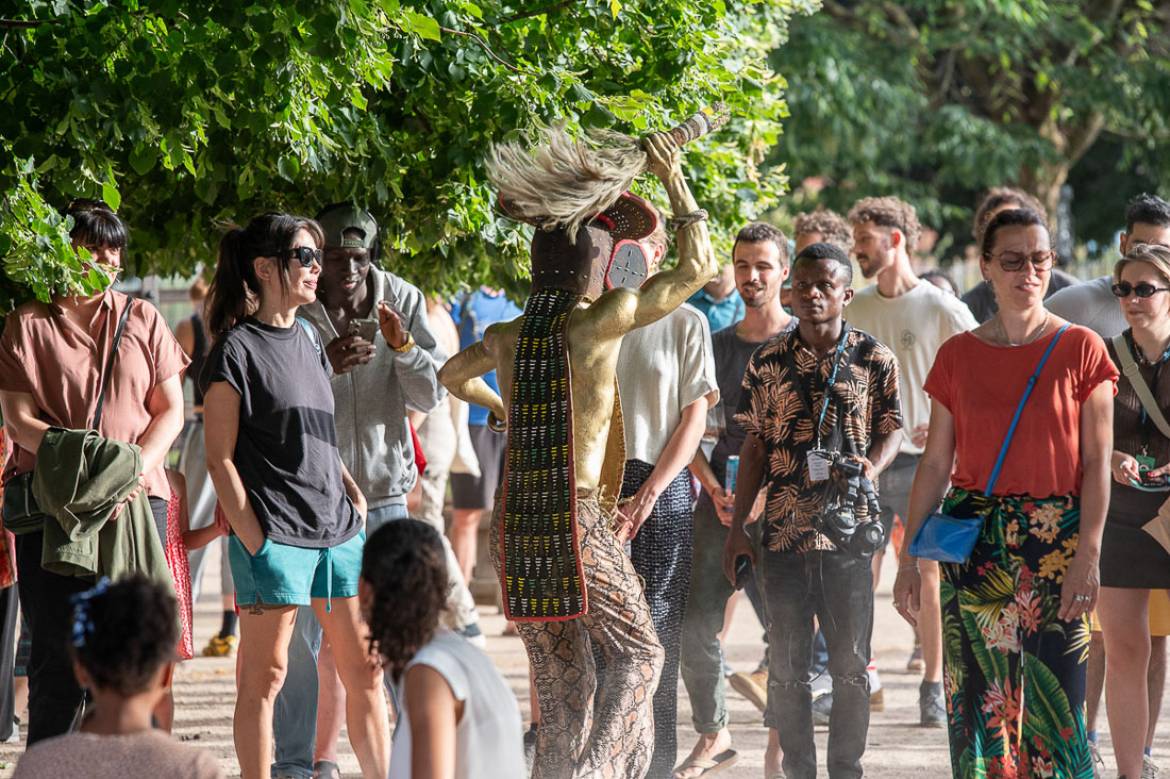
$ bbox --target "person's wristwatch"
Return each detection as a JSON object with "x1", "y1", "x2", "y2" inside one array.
[{"x1": 391, "y1": 333, "x2": 416, "y2": 353}]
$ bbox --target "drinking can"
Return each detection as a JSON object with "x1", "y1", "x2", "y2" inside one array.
[{"x1": 725, "y1": 455, "x2": 739, "y2": 494}]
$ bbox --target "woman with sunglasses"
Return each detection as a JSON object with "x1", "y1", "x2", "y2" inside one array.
[
  {"x1": 1098, "y1": 243, "x2": 1170, "y2": 779},
  {"x1": 894, "y1": 207, "x2": 1116, "y2": 777},
  {"x1": 202, "y1": 214, "x2": 389, "y2": 779}
]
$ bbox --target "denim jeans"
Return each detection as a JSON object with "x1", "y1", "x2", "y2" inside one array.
[
  {"x1": 271, "y1": 502, "x2": 409, "y2": 778},
  {"x1": 762, "y1": 548, "x2": 873, "y2": 779}
]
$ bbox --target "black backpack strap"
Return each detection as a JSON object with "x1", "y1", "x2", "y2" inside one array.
[{"x1": 91, "y1": 300, "x2": 133, "y2": 431}]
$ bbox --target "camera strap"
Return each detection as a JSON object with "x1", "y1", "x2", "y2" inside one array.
[{"x1": 783, "y1": 324, "x2": 853, "y2": 450}]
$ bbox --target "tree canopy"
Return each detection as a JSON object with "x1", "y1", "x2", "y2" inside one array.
[
  {"x1": 0, "y1": 0, "x2": 816, "y2": 313},
  {"x1": 770, "y1": 1, "x2": 1169, "y2": 252}
]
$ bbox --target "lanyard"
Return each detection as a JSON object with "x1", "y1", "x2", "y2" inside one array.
[{"x1": 784, "y1": 326, "x2": 852, "y2": 450}]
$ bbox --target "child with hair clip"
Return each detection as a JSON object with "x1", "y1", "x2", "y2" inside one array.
[
  {"x1": 13, "y1": 576, "x2": 224, "y2": 778},
  {"x1": 361, "y1": 519, "x2": 523, "y2": 779}
]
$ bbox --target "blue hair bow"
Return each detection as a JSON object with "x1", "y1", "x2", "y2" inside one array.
[{"x1": 69, "y1": 577, "x2": 111, "y2": 648}]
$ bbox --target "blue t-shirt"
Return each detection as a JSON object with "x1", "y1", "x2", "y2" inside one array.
[
  {"x1": 451, "y1": 290, "x2": 524, "y2": 426},
  {"x1": 688, "y1": 289, "x2": 745, "y2": 334}
]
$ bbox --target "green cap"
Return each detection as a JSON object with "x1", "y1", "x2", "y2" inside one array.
[{"x1": 316, "y1": 204, "x2": 378, "y2": 250}]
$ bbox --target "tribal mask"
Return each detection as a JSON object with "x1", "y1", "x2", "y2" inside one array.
[{"x1": 519, "y1": 192, "x2": 661, "y2": 300}]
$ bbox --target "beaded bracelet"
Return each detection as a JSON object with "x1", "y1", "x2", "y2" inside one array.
[{"x1": 668, "y1": 209, "x2": 709, "y2": 231}]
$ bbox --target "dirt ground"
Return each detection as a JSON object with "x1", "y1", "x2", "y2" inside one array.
[{"x1": 0, "y1": 549, "x2": 1159, "y2": 777}]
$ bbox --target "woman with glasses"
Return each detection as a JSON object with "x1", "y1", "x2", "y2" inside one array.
[
  {"x1": 202, "y1": 213, "x2": 389, "y2": 779},
  {"x1": 1099, "y1": 243, "x2": 1170, "y2": 779},
  {"x1": 0, "y1": 200, "x2": 187, "y2": 743},
  {"x1": 894, "y1": 207, "x2": 1116, "y2": 777}
]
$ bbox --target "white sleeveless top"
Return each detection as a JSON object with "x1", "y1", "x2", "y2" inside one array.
[{"x1": 388, "y1": 630, "x2": 525, "y2": 779}]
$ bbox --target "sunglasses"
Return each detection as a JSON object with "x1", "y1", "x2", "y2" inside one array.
[
  {"x1": 1111, "y1": 281, "x2": 1170, "y2": 299},
  {"x1": 279, "y1": 247, "x2": 323, "y2": 268},
  {"x1": 987, "y1": 250, "x2": 1055, "y2": 273}
]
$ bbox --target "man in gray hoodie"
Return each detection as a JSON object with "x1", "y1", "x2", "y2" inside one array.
[{"x1": 271, "y1": 204, "x2": 479, "y2": 779}]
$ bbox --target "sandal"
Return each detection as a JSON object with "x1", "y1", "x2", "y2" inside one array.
[
  {"x1": 672, "y1": 749, "x2": 739, "y2": 778},
  {"x1": 313, "y1": 760, "x2": 341, "y2": 779}
]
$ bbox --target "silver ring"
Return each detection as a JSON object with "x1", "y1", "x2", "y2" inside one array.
[{"x1": 1074, "y1": 594, "x2": 1090, "y2": 602}]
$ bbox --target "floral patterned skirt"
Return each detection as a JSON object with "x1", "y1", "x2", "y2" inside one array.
[{"x1": 939, "y1": 488, "x2": 1093, "y2": 779}]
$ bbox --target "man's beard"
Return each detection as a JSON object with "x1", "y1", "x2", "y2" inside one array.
[
  {"x1": 857, "y1": 255, "x2": 880, "y2": 279},
  {"x1": 741, "y1": 286, "x2": 772, "y2": 308}
]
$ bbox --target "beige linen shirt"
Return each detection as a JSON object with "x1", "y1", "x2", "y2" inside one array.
[{"x1": 0, "y1": 290, "x2": 189, "y2": 499}]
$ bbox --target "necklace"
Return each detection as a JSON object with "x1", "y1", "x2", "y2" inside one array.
[{"x1": 995, "y1": 313, "x2": 1051, "y2": 347}]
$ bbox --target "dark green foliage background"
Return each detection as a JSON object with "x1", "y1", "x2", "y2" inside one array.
[{"x1": 0, "y1": 0, "x2": 816, "y2": 311}]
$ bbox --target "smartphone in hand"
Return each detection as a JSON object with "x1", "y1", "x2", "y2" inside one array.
[{"x1": 349, "y1": 318, "x2": 380, "y2": 344}]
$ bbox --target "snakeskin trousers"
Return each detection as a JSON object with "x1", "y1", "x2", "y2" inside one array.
[{"x1": 492, "y1": 491, "x2": 664, "y2": 779}]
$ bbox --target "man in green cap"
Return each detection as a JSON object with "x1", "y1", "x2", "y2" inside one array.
[{"x1": 270, "y1": 203, "x2": 480, "y2": 779}]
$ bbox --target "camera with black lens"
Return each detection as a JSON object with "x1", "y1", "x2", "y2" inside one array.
[{"x1": 814, "y1": 452, "x2": 885, "y2": 558}]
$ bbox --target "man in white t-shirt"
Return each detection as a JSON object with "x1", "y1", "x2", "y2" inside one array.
[
  {"x1": 846, "y1": 196, "x2": 978, "y2": 728},
  {"x1": 613, "y1": 220, "x2": 720, "y2": 779}
]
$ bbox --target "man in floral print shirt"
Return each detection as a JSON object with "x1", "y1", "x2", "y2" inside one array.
[{"x1": 723, "y1": 242, "x2": 902, "y2": 779}]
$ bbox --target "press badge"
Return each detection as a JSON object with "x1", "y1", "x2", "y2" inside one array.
[{"x1": 807, "y1": 449, "x2": 832, "y2": 482}]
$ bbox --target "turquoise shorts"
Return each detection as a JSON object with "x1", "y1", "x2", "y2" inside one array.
[{"x1": 228, "y1": 531, "x2": 365, "y2": 609}]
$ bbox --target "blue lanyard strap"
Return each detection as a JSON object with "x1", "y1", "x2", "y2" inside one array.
[{"x1": 814, "y1": 329, "x2": 851, "y2": 448}]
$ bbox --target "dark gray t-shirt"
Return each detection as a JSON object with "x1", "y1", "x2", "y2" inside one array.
[
  {"x1": 206, "y1": 318, "x2": 361, "y2": 548},
  {"x1": 707, "y1": 319, "x2": 797, "y2": 486}
]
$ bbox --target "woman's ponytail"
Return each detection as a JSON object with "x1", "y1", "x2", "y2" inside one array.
[{"x1": 204, "y1": 227, "x2": 255, "y2": 341}]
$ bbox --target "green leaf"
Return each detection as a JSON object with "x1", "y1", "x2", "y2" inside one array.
[
  {"x1": 400, "y1": 11, "x2": 441, "y2": 42},
  {"x1": 610, "y1": 0, "x2": 621, "y2": 19},
  {"x1": 277, "y1": 155, "x2": 301, "y2": 182},
  {"x1": 129, "y1": 145, "x2": 157, "y2": 176},
  {"x1": 102, "y1": 176, "x2": 121, "y2": 211}
]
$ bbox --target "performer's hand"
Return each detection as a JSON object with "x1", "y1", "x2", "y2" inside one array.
[
  {"x1": 721, "y1": 524, "x2": 756, "y2": 586},
  {"x1": 644, "y1": 132, "x2": 682, "y2": 183}
]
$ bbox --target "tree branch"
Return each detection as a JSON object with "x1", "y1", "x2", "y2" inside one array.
[
  {"x1": 439, "y1": 27, "x2": 520, "y2": 73},
  {"x1": 1064, "y1": 112, "x2": 1107, "y2": 167},
  {"x1": 0, "y1": 18, "x2": 49, "y2": 28}
]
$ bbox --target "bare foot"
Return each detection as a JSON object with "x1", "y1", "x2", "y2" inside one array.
[{"x1": 674, "y1": 729, "x2": 732, "y2": 779}]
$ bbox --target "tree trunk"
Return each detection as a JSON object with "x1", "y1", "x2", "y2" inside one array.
[{"x1": 1019, "y1": 111, "x2": 1106, "y2": 217}]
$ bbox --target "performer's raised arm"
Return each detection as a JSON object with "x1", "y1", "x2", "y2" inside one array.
[
  {"x1": 437, "y1": 339, "x2": 506, "y2": 423},
  {"x1": 626, "y1": 132, "x2": 719, "y2": 329}
]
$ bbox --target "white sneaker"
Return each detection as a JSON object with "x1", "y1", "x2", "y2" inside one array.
[
  {"x1": 1087, "y1": 741, "x2": 1103, "y2": 778},
  {"x1": 1143, "y1": 754, "x2": 1160, "y2": 779}
]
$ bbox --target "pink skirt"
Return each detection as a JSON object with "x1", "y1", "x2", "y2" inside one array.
[{"x1": 165, "y1": 492, "x2": 194, "y2": 660}]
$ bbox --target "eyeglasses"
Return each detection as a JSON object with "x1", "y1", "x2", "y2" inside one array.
[
  {"x1": 987, "y1": 250, "x2": 1056, "y2": 273},
  {"x1": 1111, "y1": 281, "x2": 1170, "y2": 299},
  {"x1": 280, "y1": 247, "x2": 323, "y2": 268}
]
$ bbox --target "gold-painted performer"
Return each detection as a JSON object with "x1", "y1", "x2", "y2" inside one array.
[{"x1": 440, "y1": 128, "x2": 719, "y2": 779}]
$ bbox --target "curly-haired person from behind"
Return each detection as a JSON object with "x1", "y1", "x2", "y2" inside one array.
[
  {"x1": 361, "y1": 519, "x2": 524, "y2": 779},
  {"x1": 13, "y1": 576, "x2": 224, "y2": 779}
]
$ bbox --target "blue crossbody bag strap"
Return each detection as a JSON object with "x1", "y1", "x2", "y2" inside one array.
[{"x1": 983, "y1": 324, "x2": 1070, "y2": 494}]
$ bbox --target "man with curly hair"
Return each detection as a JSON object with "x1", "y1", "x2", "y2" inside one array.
[
  {"x1": 794, "y1": 209, "x2": 855, "y2": 256},
  {"x1": 961, "y1": 187, "x2": 1080, "y2": 322}
]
